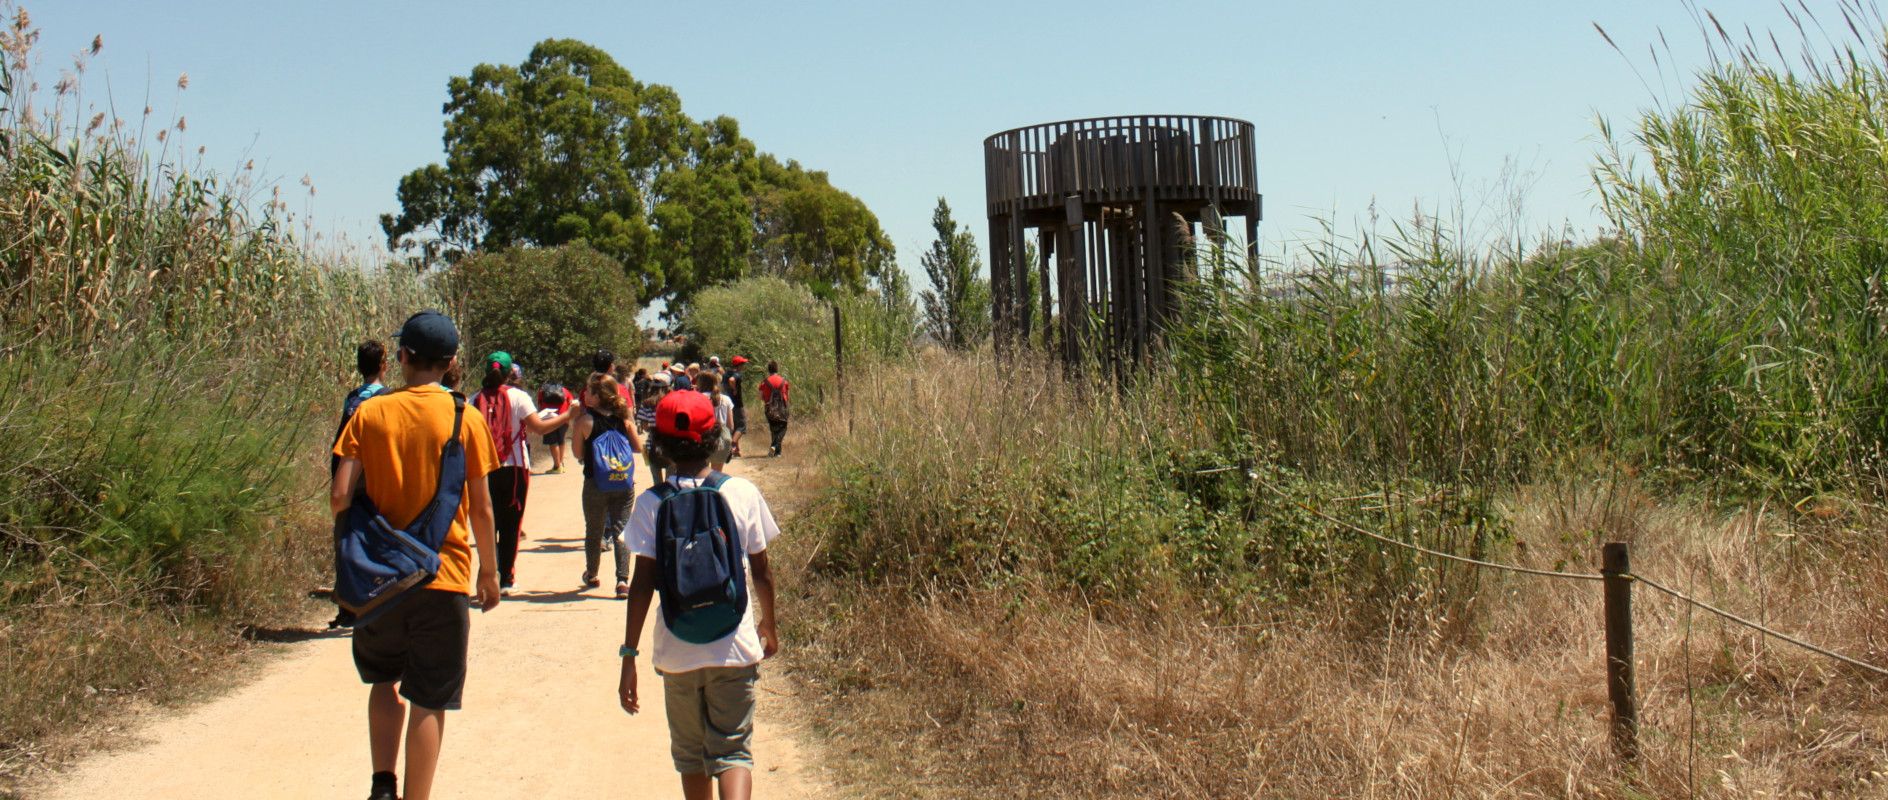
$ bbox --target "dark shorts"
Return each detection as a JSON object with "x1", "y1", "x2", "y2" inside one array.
[
  {"x1": 731, "y1": 406, "x2": 746, "y2": 434},
  {"x1": 352, "y1": 588, "x2": 470, "y2": 711},
  {"x1": 542, "y1": 424, "x2": 567, "y2": 446}
]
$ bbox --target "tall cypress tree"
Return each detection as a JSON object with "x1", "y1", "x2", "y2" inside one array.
[{"x1": 919, "y1": 198, "x2": 991, "y2": 349}]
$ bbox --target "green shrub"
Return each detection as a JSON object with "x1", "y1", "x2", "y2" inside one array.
[
  {"x1": 683, "y1": 275, "x2": 916, "y2": 416},
  {"x1": 443, "y1": 243, "x2": 640, "y2": 388}
]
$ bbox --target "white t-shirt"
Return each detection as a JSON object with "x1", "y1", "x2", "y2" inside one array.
[
  {"x1": 473, "y1": 386, "x2": 539, "y2": 468},
  {"x1": 713, "y1": 393, "x2": 735, "y2": 430},
  {"x1": 626, "y1": 473, "x2": 779, "y2": 674}
]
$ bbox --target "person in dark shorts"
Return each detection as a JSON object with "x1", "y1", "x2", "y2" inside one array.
[
  {"x1": 724, "y1": 356, "x2": 749, "y2": 457},
  {"x1": 331, "y1": 310, "x2": 501, "y2": 800},
  {"x1": 538, "y1": 384, "x2": 571, "y2": 474}
]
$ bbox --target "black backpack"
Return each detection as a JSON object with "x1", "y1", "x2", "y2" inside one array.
[{"x1": 763, "y1": 378, "x2": 790, "y2": 424}]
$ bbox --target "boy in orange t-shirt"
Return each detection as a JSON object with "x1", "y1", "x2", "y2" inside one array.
[{"x1": 331, "y1": 310, "x2": 501, "y2": 800}]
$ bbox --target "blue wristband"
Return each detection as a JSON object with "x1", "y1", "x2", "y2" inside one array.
[{"x1": 619, "y1": 645, "x2": 639, "y2": 658}]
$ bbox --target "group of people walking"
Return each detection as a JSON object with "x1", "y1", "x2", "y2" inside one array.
[{"x1": 328, "y1": 310, "x2": 792, "y2": 800}]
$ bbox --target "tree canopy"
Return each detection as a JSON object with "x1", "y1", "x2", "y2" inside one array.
[{"x1": 383, "y1": 38, "x2": 893, "y2": 306}]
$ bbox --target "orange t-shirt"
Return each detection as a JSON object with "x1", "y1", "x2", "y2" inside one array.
[{"x1": 333, "y1": 384, "x2": 498, "y2": 595}]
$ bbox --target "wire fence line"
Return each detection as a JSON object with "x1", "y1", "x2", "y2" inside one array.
[
  {"x1": 1238, "y1": 470, "x2": 1888, "y2": 678},
  {"x1": 1629, "y1": 573, "x2": 1888, "y2": 679},
  {"x1": 1247, "y1": 473, "x2": 1604, "y2": 582}
]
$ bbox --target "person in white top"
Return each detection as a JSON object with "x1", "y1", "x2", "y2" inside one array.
[
  {"x1": 472, "y1": 351, "x2": 576, "y2": 593},
  {"x1": 619, "y1": 389, "x2": 780, "y2": 800},
  {"x1": 698, "y1": 371, "x2": 737, "y2": 471}
]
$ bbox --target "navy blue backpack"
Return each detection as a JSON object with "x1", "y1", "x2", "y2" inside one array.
[
  {"x1": 333, "y1": 392, "x2": 466, "y2": 623},
  {"x1": 650, "y1": 472, "x2": 748, "y2": 643}
]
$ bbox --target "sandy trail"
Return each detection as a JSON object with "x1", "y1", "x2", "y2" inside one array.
[{"x1": 35, "y1": 452, "x2": 821, "y2": 799}]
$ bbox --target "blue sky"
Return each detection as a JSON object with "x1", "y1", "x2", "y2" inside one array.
[{"x1": 34, "y1": 0, "x2": 1806, "y2": 287}]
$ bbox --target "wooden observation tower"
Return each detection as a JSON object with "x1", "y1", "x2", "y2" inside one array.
[{"x1": 984, "y1": 115, "x2": 1261, "y2": 370}]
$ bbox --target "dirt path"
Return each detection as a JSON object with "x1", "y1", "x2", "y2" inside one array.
[{"x1": 34, "y1": 452, "x2": 824, "y2": 799}]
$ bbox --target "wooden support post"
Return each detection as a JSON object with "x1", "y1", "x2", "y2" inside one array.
[
  {"x1": 989, "y1": 214, "x2": 1012, "y2": 360},
  {"x1": 1602, "y1": 542, "x2": 1638, "y2": 763},
  {"x1": 1064, "y1": 193, "x2": 1088, "y2": 369},
  {"x1": 1039, "y1": 230, "x2": 1056, "y2": 356},
  {"x1": 1010, "y1": 213, "x2": 1028, "y2": 352},
  {"x1": 1244, "y1": 211, "x2": 1260, "y2": 274}
]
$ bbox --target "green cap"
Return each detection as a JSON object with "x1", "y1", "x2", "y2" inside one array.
[{"x1": 485, "y1": 351, "x2": 513, "y2": 374}]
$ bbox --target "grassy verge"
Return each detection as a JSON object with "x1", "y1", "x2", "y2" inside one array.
[
  {"x1": 0, "y1": 8, "x2": 430, "y2": 786},
  {"x1": 785, "y1": 355, "x2": 1888, "y2": 798}
]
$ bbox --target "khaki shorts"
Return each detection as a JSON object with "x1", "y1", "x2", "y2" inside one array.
[{"x1": 660, "y1": 664, "x2": 758, "y2": 775}]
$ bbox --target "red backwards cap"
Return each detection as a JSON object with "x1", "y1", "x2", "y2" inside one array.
[{"x1": 655, "y1": 388, "x2": 716, "y2": 442}]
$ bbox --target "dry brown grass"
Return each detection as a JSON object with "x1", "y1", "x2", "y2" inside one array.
[
  {"x1": 789, "y1": 497, "x2": 1888, "y2": 798},
  {"x1": 776, "y1": 358, "x2": 1888, "y2": 798}
]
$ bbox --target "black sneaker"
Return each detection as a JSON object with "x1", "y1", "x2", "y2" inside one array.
[
  {"x1": 368, "y1": 771, "x2": 397, "y2": 800},
  {"x1": 329, "y1": 607, "x2": 358, "y2": 629}
]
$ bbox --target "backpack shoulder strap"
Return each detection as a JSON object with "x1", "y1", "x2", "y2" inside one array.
[
  {"x1": 649, "y1": 481, "x2": 677, "y2": 502},
  {"x1": 704, "y1": 471, "x2": 731, "y2": 491},
  {"x1": 450, "y1": 391, "x2": 466, "y2": 441}
]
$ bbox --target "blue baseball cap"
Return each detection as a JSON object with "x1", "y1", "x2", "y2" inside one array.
[{"x1": 394, "y1": 310, "x2": 459, "y2": 360}]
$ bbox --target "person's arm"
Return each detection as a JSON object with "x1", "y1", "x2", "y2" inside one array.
[
  {"x1": 519, "y1": 406, "x2": 575, "y2": 434},
  {"x1": 330, "y1": 458, "x2": 362, "y2": 516},
  {"x1": 751, "y1": 551, "x2": 779, "y2": 658},
  {"x1": 570, "y1": 412, "x2": 591, "y2": 463},
  {"x1": 618, "y1": 555, "x2": 658, "y2": 714},
  {"x1": 466, "y1": 475, "x2": 501, "y2": 611}
]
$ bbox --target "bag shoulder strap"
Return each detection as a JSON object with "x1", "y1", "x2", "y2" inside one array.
[
  {"x1": 705, "y1": 471, "x2": 731, "y2": 491},
  {"x1": 429, "y1": 392, "x2": 466, "y2": 502}
]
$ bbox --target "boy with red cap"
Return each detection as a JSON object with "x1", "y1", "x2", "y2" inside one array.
[{"x1": 617, "y1": 390, "x2": 781, "y2": 800}]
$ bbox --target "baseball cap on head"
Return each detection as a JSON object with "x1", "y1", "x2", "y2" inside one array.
[
  {"x1": 486, "y1": 351, "x2": 514, "y2": 374},
  {"x1": 394, "y1": 310, "x2": 459, "y2": 360},
  {"x1": 655, "y1": 389, "x2": 716, "y2": 442},
  {"x1": 730, "y1": 356, "x2": 749, "y2": 368}
]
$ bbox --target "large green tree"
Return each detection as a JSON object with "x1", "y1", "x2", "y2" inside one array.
[
  {"x1": 384, "y1": 39, "x2": 893, "y2": 307},
  {"x1": 919, "y1": 198, "x2": 990, "y2": 349}
]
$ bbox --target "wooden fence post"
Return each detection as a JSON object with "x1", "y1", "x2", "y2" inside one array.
[{"x1": 1602, "y1": 542, "x2": 1638, "y2": 763}]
